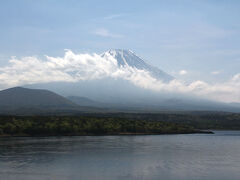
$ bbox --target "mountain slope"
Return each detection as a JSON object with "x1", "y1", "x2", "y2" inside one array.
[
  {"x1": 67, "y1": 96, "x2": 103, "y2": 107},
  {"x1": 101, "y1": 49, "x2": 174, "y2": 82},
  {"x1": 0, "y1": 87, "x2": 79, "y2": 114},
  {"x1": 67, "y1": 95, "x2": 240, "y2": 113}
]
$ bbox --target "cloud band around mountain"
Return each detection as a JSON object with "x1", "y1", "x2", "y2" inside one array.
[{"x1": 0, "y1": 50, "x2": 239, "y2": 102}]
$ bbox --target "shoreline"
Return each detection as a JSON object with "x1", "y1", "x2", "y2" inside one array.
[{"x1": 0, "y1": 130, "x2": 213, "y2": 138}]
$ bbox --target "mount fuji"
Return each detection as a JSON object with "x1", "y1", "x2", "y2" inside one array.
[
  {"x1": 21, "y1": 49, "x2": 239, "y2": 112},
  {"x1": 101, "y1": 49, "x2": 174, "y2": 82}
]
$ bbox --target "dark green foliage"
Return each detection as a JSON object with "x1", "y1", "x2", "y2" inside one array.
[
  {"x1": 0, "y1": 116, "x2": 199, "y2": 136},
  {"x1": 1, "y1": 112, "x2": 238, "y2": 136},
  {"x1": 89, "y1": 112, "x2": 240, "y2": 130}
]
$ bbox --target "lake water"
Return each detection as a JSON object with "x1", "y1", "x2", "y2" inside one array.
[{"x1": 0, "y1": 131, "x2": 240, "y2": 180}]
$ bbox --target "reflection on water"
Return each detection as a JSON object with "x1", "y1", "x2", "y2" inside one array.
[{"x1": 0, "y1": 131, "x2": 240, "y2": 180}]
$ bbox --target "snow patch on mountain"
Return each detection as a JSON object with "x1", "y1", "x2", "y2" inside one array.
[{"x1": 101, "y1": 49, "x2": 174, "y2": 82}]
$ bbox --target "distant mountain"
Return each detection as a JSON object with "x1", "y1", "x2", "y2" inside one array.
[
  {"x1": 158, "y1": 98, "x2": 240, "y2": 112},
  {"x1": 0, "y1": 87, "x2": 80, "y2": 114},
  {"x1": 66, "y1": 96, "x2": 138, "y2": 110},
  {"x1": 229, "y1": 102, "x2": 240, "y2": 108},
  {"x1": 0, "y1": 87, "x2": 76, "y2": 107},
  {"x1": 21, "y1": 49, "x2": 239, "y2": 113},
  {"x1": 67, "y1": 95, "x2": 240, "y2": 113},
  {"x1": 67, "y1": 96, "x2": 103, "y2": 107},
  {"x1": 101, "y1": 49, "x2": 174, "y2": 82},
  {"x1": 0, "y1": 87, "x2": 239, "y2": 114}
]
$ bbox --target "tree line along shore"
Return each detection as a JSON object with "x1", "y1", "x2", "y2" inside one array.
[{"x1": 0, "y1": 115, "x2": 213, "y2": 136}]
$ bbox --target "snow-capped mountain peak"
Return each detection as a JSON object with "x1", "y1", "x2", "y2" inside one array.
[{"x1": 101, "y1": 49, "x2": 174, "y2": 82}]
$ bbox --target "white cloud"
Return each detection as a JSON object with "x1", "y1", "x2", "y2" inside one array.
[
  {"x1": 232, "y1": 73, "x2": 240, "y2": 82},
  {"x1": 103, "y1": 14, "x2": 127, "y2": 20},
  {"x1": 179, "y1": 70, "x2": 187, "y2": 75},
  {"x1": 211, "y1": 70, "x2": 221, "y2": 75},
  {"x1": 92, "y1": 28, "x2": 123, "y2": 38},
  {"x1": 0, "y1": 50, "x2": 239, "y2": 103}
]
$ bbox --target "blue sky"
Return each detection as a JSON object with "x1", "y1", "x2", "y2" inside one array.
[{"x1": 0, "y1": 0, "x2": 240, "y2": 82}]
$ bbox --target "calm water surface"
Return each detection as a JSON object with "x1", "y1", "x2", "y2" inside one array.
[{"x1": 0, "y1": 131, "x2": 240, "y2": 180}]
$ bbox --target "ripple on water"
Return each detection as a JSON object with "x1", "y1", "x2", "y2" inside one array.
[{"x1": 0, "y1": 132, "x2": 240, "y2": 180}]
